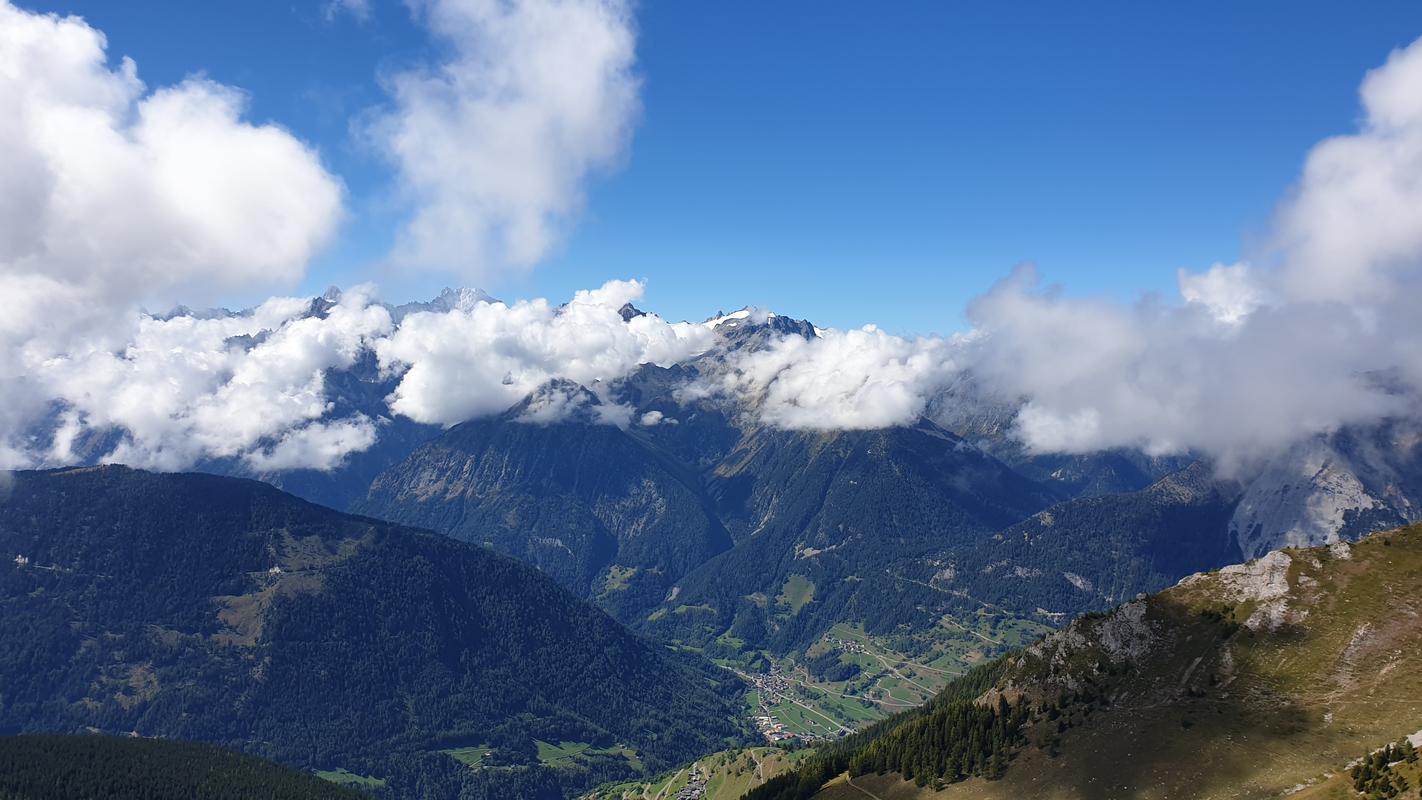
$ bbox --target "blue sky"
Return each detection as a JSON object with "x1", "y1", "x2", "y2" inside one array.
[{"x1": 27, "y1": 0, "x2": 1422, "y2": 334}]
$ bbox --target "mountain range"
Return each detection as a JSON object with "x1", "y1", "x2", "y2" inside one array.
[
  {"x1": 27, "y1": 291, "x2": 1422, "y2": 667},
  {"x1": 246, "y1": 294, "x2": 1421, "y2": 661},
  {"x1": 10, "y1": 290, "x2": 1422, "y2": 799}
]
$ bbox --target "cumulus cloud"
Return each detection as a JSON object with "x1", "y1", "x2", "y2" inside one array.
[
  {"x1": 2, "y1": 278, "x2": 717, "y2": 470},
  {"x1": 709, "y1": 35, "x2": 1422, "y2": 469},
  {"x1": 6, "y1": 2, "x2": 1422, "y2": 479},
  {"x1": 1177, "y1": 262, "x2": 1264, "y2": 325},
  {"x1": 376, "y1": 279, "x2": 712, "y2": 425},
  {"x1": 708, "y1": 325, "x2": 961, "y2": 430},
  {"x1": 0, "y1": 0, "x2": 345, "y2": 466},
  {"x1": 371, "y1": 0, "x2": 640, "y2": 277},
  {"x1": 0, "y1": 1, "x2": 667, "y2": 472},
  {"x1": 0, "y1": 1, "x2": 343, "y2": 319},
  {"x1": 1271, "y1": 38, "x2": 1422, "y2": 305},
  {"x1": 30, "y1": 289, "x2": 392, "y2": 471},
  {"x1": 959, "y1": 36, "x2": 1422, "y2": 464},
  {"x1": 963, "y1": 266, "x2": 1408, "y2": 465}
]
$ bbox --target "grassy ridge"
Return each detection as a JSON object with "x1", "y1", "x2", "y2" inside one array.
[
  {"x1": 582, "y1": 746, "x2": 808, "y2": 800},
  {"x1": 748, "y1": 525, "x2": 1422, "y2": 800}
]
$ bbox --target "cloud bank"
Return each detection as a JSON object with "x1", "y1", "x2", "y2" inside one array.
[
  {"x1": 706, "y1": 325, "x2": 960, "y2": 431},
  {"x1": 371, "y1": 0, "x2": 640, "y2": 277},
  {"x1": 2, "y1": 279, "x2": 711, "y2": 470},
  {"x1": 376, "y1": 280, "x2": 711, "y2": 425},
  {"x1": 4, "y1": 3, "x2": 1422, "y2": 478},
  {"x1": 708, "y1": 35, "x2": 1422, "y2": 468},
  {"x1": 0, "y1": 0, "x2": 651, "y2": 471},
  {"x1": 960, "y1": 36, "x2": 1422, "y2": 465}
]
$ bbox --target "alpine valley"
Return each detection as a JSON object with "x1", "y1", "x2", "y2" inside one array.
[{"x1": 7, "y1": 293, "x2": 1422, "y2": 799}]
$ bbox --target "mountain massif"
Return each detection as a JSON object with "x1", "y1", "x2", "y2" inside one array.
[
  {"x1": 0, "y1": 467, "x2": 743, "y2": 799},
  {"x1": 357, "y1": 381, "x2": 734, "y2": 620},
  {"x1": 12, "y1": 296, "x2": 1422, "y2": 800},
  {"x1": 345, "y1": 306, "x2": 1418, "y2": 657},
  {"x1": 35, "y1": 297, "x2": 1422, "y2": 666}
]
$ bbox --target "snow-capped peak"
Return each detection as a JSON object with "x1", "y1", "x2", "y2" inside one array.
[
  {"x1": 430, "y1": 287, "x2": 496, "y2": 312},
  {"x1": 702, "y1": 306, "x2": 779, "y2": 329}
]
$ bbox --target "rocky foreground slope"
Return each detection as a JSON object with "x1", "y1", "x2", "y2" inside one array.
[{"x1": 749, "y1": 524, "x2": 1422, "y2": 800}]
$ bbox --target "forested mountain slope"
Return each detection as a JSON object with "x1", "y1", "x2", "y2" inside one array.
[
  {"x1": 915, "y1": 462, "x2": 1243, "y2": 619},
  {"x1": 645, "y1": 419, "x2": 1062, "y2": 651},
  {"x1": 0, "y1": 735, "x2": 366, "y2": 800},
  {"x1": 0, "y1": 467, "x2": 744, "y2": 799},
  {"x1": 356, "y1": 381, "x2": 734, "y2": 621}
]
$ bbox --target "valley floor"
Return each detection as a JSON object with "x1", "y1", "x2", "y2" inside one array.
[
  {"x1": 725, "y1": 614, "x2": 1049, "y2": 746},
  {"x1": 581, "y1": 747, "x2": 809, "y2": 800}
]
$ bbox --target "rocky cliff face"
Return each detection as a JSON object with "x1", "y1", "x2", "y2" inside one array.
[
  {"x1": 356, "y1": 383, "x2": 734, "y2": 621},
  {"x1": 1228, "y1": 421, "x2": 1422, "y2": 557}
]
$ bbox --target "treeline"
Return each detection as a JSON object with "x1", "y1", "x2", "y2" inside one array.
[
  {"x1": 0, "y1": 735, "x2": 364, "y2": 800},
  {"x1": 1349, "y1": 737, "x2": 1419, "y2": 798},
  {"x1": 846, "y1": 695, "x2": 1026, "y2": 786},
  {"x1": 740, "y1": 660, "x2": 1015, "y2": 800}
]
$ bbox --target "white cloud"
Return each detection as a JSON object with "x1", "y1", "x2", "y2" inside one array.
[
  {"x1": 963, "y1": 37, "x2": 1422, "y2": 463},
  {"x1": 4, "y1": 6, "x2": 1422, "y2": 479},
  {"x1": 0, "y1": 1, "x2": 343, "y2": 315},
  {"x1": 1177, "y1": 262, "x2": 1264, "y2": 325},
  {"x1": 962, "y1": 266, "x2": 1407, "y2": 466},
  {"x1": 711, "y1": 35, "x2": 1422, "y2": 469},
  {"x1": 1272, "y1": 38, "x2": 1422, "y2": 304},
  {"x1": 376, "y1": 279, "x2": 712, "y2": 426},
  {"x1": 371, "y1": 0, "x2": 640, "y2": 277},
  {"x1": 0, "y1": 2, "x2": 663, "y2": 472},
  {"x1": 245, "y1": 414, "x2": 381, "y2": 472},
  {"x1": 0, "y1": 1, "x2": 344, "y2": 467},
  {"x1": 2, "y1": 278, "x2": 714, "y2": 470},
  {"x1": 32, "y1": 289, "x2": 392, "y2": 471},
  {"x1": 710, "y1": 325, "x2": 961, "y2": 430}
]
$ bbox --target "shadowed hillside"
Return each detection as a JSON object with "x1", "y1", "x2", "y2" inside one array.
[
  {"x1": 0, "y1": 467, "x2": 745, "y2": 799},
  {"x1": 0, "y1": 735, "x2": 367, "y2": 800}
]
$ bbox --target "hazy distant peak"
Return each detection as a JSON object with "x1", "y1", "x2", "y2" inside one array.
[
  {"x1": 388, "y1": 287, "x2": 497, "y2": 322},
  {"x1": 431, "y1": 286, "x2": 497, "y2": 310}
]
